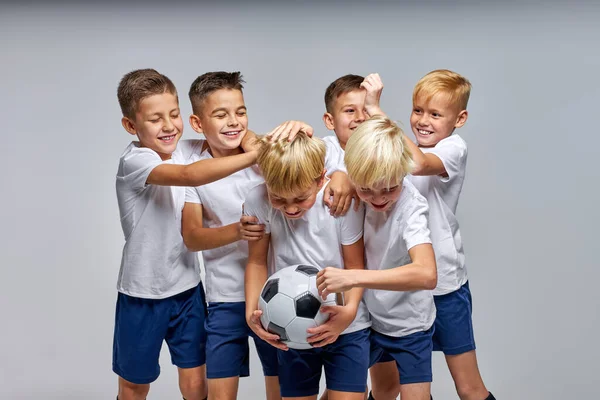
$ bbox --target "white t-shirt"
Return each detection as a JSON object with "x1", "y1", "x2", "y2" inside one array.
[
  {"x1": 323, "y1": 135, "x2": 346, "y2": 173},
  {"x1": 185, "y1": 141, "x2": 264, "y2": 303},
  {"x1": 408, "y1": 134, "x2": 468, "y2": 295},
  {"x1": 243, "y1": 183, "x2": 371, "y2": 335},
  {"x1": 363, "y1": 179, "x2": 436, "y2": 337},
  {"x1": 115, "y1": 140, "x2": 201, "y2": 299}
]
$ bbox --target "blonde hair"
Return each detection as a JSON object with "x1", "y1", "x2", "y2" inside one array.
[
  {"x1": 257, "y1": 132, "x2": 326, "y2": 197},
  {"x1": 344, "y1": 116, "x2": 414, "y2": 188},
  {"x1": 413, "y1": 69, "x2": 471, "y2": 111}
]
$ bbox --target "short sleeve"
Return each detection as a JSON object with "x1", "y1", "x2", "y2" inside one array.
[
  {"x1": 402, "y1": 193, "x2": 432, "y2": 251},
  {"x1": 242, "y1": 183, "x2": 272, "y2": 234},
  {"x1": 175, "y1": 139, "x2": 205, "y2": 163},
  {"x1": 340, "y1": 201, "x2": 365, "y2": 245},
  {"x1": 185, "y1": 187, "x2": 201, "y2": 204},
  {"x1": 119, "y1": 145, "x2": 164, "y2": 193},
  {"x1": 323, "y1": 136, "x2": 347, "y2": 175},
  {"x1": 428, "y1": 135, "x2": 467, "y2": 183}
]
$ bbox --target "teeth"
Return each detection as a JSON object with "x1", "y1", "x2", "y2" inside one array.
[
  {"x1": 418, "y1": 130, "x2": 432, "y2": 135},
  {"x1": 223, "y1": 131, "x2": 240, "y2": 136},
  {"x1": 160, "y1": 135, "x2": 175, "y2": 141}
]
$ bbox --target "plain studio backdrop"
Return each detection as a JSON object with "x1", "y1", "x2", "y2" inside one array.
[{"x1": 1, "y1": 1, "x2": 598, "y2": 399}]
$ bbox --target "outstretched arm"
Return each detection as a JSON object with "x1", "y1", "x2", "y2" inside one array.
[{"x1": 317, "y1": 243, "x2": 437, "y2": 294}]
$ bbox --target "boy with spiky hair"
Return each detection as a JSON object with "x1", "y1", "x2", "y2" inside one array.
[
  {"x1": 404, "y1": 69, "x2": 496, "y2": 400},
  {"x1": 181, "y1": 71, "x2": 354, "y2": 400},
  {"x1": 113, "y1": 68, "x2": 264, "y2": 400},
  {"x1": 243, "y1": 132, "x2": 370, "y2": 400},
  {"x1": 317, "y1": 115, "x2": 438, "y2": 400}
]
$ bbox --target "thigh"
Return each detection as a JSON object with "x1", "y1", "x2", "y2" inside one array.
[
  {"x1": 278, "y1": 348, "x2": 323, "y2": 398},
  {"x1": 112, "y1": 292, "x2": 170, "y2": 384},
  {"x1": 205, "y1": 302, "x2": 251, "y2": 379},
  {"x1": 165, "y1": 283, "x2": 208, "y2": 369},
  {"x1": 322, "y1": 329, "x2": 370, "y2": 394},
  {"x1": 432, "y1": 281, "x2": 476, "y2": 355},
  {"x1": 372, "y1": 328, "x2": 433, "y2": 385}
]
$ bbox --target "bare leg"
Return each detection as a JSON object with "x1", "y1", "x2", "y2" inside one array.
[
  {"x1": 370, "y1": 361, "x2": 400, "y2": 400},
  {"x1": 178, "y1": 365, "x2": 208, "y2": 400},
  {"x1": 445, "y1": 350, "x2": 490, "y2": 400},
  {"x1": 118, "y1": 377, "x2": 150, "y2": 400},
  {"x1": 399, "y1": 382, "x2": 430, "y2": 400}
]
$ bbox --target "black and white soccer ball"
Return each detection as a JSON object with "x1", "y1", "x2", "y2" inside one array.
[{"x1": 258, "y1": 264, "x2": 343, "y2": 349}]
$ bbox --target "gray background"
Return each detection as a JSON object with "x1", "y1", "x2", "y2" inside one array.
[{"x1": 1, "y1": 1, "x2": 598, "y2": 399}]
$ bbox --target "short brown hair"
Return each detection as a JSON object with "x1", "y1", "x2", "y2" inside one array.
[
  {"x1": 324, "y1": 74, "x2": 364, "y2": 113},
  {"x1": 188, "y1": 71, "x2": 245, "y2": 114},
  {"x1": 117, "y1": 69, "x2": 178, "y2": 119},
  {"x1": 413, "y1": 69, "x2": 472, "y2": 111}
]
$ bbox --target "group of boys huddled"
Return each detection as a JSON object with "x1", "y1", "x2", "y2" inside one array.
[{"x1": 112, "y1": 67, "x2": 496, "y2": 400}]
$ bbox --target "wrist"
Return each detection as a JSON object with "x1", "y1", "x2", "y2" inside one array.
[{"x1": 366, "y1": 106, "x2": 384, "y2": 117}]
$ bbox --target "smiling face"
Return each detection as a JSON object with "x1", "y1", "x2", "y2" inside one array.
[
  {"x1": 323, "y1": 89, "x2": 368, "y2": 150},
  {"x1": 267, "y1": 179, "x2": 324, "y2": 220},
  {"x1": 410, "y1": 92, "x2": 467, "y2": 148},
  {"x1": 122, "y1": 92, "x2": 183, "y2": 160},
  {"x1": 192, "y1": 88, "x2": 248, "y2": 158},
  {"x1": 355, "y1": 179, "x2": 403, "y2": 212}
]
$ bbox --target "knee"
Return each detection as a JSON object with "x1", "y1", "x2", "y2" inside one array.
[
  {"x1": 119, "y1": 378, "x2": 150, "y2": 399},
  {"x1": 371, "y1": 383, "x2": 400, "y2": 400},
  {"x1": 180, "y1": 374, "x2": 207, "y2": 398}
]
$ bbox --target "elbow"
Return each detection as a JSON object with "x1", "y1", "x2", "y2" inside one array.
[
  {"x1": 182, "y1": 232, "x2": 202, "y2": 252},
  {"x1": 422, "y1": 264, "x2": 437, "y2": 290}
]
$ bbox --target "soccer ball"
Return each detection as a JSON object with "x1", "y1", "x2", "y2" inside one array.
[{"x1": 258, "y1": 264, "x2": 343, "y2": 350}]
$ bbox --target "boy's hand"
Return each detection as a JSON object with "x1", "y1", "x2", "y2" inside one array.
[
  {"x1": 323, "y1": 171, "x2": 360, "y2": 216},
  {"x1": 247, "y1": 309, "x2": 289, "y2": 350},
  {"x1": 238, "y1": 215, "x2": 265, "y2": 241},
  {"x1": 317, "y1": 267, "x2": 358, "y2": 299},
  {"x1": 361, "y1": 73, "x2": 385, "y2": 118},
  {"x1": 241, "y1": 130, "x2": 260, "y2": 152},
  {"x1": 266, "y1": 120, "x2": 314, "y2": 142},
  {"x1": 306, "y1": 304, "x2": 356, "y2": 347}
]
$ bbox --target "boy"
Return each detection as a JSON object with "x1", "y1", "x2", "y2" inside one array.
[
  {"x1": 317, "y1": 115, "x2": 438, "y2": 400},
  {"x1": 402, "y1": 69, "x2": 496, "y2": 400},
  {"x1": 243, "y1": 133, "x2": 371, "y2": 400},
  {"x1": 113, "y1": 68, "x2": 266, "y2": 400},
  {"x1": 321, "y1": 73, "x2": 399, "y2": 400},
  {"x1": 180, "y1": 72, "x2": 355, "y2": 400}
]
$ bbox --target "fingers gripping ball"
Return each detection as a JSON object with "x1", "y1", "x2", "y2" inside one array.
[{"x1": 258, "y1": 264, "x2": 344, "y2": 349}]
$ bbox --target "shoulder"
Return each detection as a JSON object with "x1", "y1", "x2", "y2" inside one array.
[
  {"x1": 244, "y1": 183, "x2": 269, "y2": 209},
  {"x1": 118, "y1": 142, "x2": 162, "y2": 173},
  {"x1": 434, "y1": 134, "x2": 467, "y2": 156},
  {"x1": 175, "y1": 139, "x2": 206, "y2": 163},
  {"x1": 398, "y1": 180, "x2": 429, "y2": 213}
]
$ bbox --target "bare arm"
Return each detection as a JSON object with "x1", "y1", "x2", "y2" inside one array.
[
  {"x1": 340, "y1": 237, "x2": 365, "y2": 311},
  {"x1": 403, "y1": 137, "x2": 447, "y2": 177},
  {"x1": 147, "y1": 151, "x2": 257, "y2": 187},
  {"x1": 317, "y1": 243, "x2": 437, "y2": 295},
  {"x1": 182, "y1": 203, "x2": 265, "y2": 252},
  {"x1": 245, "y1": 234, "x2": 271, "y2": 319}
]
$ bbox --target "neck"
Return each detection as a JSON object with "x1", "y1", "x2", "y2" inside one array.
[{"x1": 208, "y1": 146, "x2": 243, "y2": 159}]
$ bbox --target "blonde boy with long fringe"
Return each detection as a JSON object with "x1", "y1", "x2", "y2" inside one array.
[
  {"x1": 317, "y1": 116, "x2": 438, "y2": 400},
  {"x1": 402, "y1": 70, "x2": 496, "y2": 400},
  {"x1": 243, "y1": 133, "x2": 371, "y2": 400}
]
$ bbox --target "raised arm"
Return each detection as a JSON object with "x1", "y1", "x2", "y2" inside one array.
[{"x1": 402, "y1": 137, "x2": 448, "y2": 177}]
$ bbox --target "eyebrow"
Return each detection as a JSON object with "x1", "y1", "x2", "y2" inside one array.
[{"x1": 211, "y1": 106, "x2": 247, "y2": 114}]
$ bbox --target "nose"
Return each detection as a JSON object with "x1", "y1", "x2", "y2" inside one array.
[
  {"x1": 371, "y1": 193, "x2": 386, "y2": 204},
  {"x1": 227, "y1": 114, "x2": 239, "y2": 127},
  {"x1": 417, "y1": 114, "x2": 429, "y2": 127},
  {"x1": 163, "y1": 117, "x2": 175, "y2": 132},
  {"x1": 355, "y1": 109, "x2": 366, "y2": 123},
  {"x1": 284, "y1": 204, "x2": 299, "y2": 214}
]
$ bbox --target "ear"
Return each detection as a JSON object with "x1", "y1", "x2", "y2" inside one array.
[
  {"x1": 323, "y1": 112, "x2": 335, "y2": 131},
  {"x1": 121, "y1": 117, "x2": 137, "y2": 136},
  {"x1": 316, "y1": 169, "x2": 327, "y2": 189},
  {"x1": 454, "y1": 110, "x2": 468, "y2": 129},
  {"x1": 189, "y1": 114, "x2": 203, "y2": 134}
]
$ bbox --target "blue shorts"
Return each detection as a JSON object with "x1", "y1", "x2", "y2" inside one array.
[
  {"x1": 112, "y1": 283, "x2": 207, "y2": 384},
  {"x1": 432, "y1": 281, "x2": 476, "y2": 355},
  {"x1": 205, "y1": 302, "x2": 278, "y2": 379},
  {"x1": 369, "y1": 327, "x2": 434, "y2": 385},
  {"x1": 277, "y1": 328, "x2": 370, "y2": 397}
]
